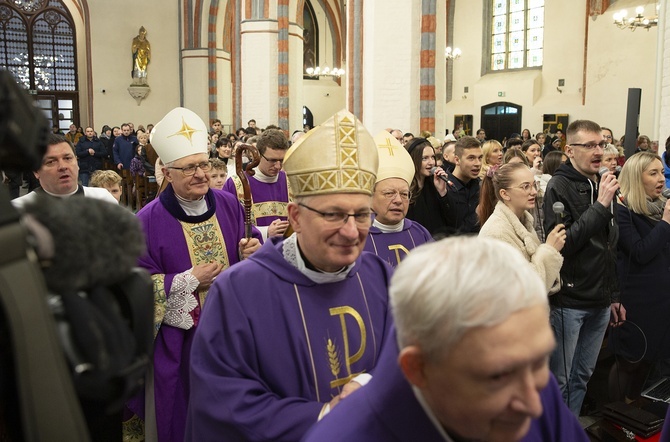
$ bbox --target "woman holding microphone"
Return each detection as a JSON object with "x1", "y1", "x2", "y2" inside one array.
[
  {"x1": 479, "y1": 162, "x2": 566, "y2": 294},
  {"x1": 609, "y1": 151, "x2": 670, "y2": 401}
]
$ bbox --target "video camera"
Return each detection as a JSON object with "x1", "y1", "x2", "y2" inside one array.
[{"x1": 0, "y1": 70, "x2": 153, "y2": 442}]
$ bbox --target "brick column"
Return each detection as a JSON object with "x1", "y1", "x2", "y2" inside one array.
[{"x1": 420, "y1": 0, "x2": 436, "y2": 134}]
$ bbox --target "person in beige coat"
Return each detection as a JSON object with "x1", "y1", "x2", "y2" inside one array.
[{"x1": 479, "y1": 162, "x2": 566, "y2": 294}]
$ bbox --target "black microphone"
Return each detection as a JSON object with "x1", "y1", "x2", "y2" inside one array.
[
  {"x1": 615, "y1": 165, "x2": 622, "y2": 174},
  {"x1": 430, "y1": 166, "x2": 454, "y2": 187},
  {"x1": 21, "y1": 196, "x2": 146, "y2": 293},
  {"x1": 552, "y1": 201, "x2": 565, "y2": 220},
  {"x1": 598, "y1": 167, "x2": 624, "y2": 204},
  {"x1": 663, "y1": 188, "x2": 670, "y2": 199}
]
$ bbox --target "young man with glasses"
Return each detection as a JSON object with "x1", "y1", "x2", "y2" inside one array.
[
  {"x1": 364, "y1": 131, "x2": 432, "y2": 267},
  {"x1": 223, "y1": 128, "x2": 291, "y2": 239},
  {"x1": 542, "y1": 119, "x2": 625, "y2": 416},
  {"x1": 187, "y1": 109, "x2": 394, "y2": 441},
  {"x1": 127, "y1": 107, "x2": 262, "y2": 442}
]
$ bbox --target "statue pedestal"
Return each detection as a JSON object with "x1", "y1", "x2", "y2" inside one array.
[{"x1": 127, "y1": 85, "x2": 150, "y2": 105}]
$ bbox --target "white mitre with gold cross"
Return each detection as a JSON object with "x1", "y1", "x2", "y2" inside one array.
[
  {"x1": 373, "y1": 130, "x2": 415, "y2": 186},
  {"x1": 283, "y1": 109, "x2": 378, "y2": 197},
  {"x1": 150, "y1": 107, "x2": 209, "y2": 164}
]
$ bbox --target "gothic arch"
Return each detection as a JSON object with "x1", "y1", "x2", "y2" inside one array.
[{"x1": 1, "y1": 0, "x2": 93, "y2": 126}]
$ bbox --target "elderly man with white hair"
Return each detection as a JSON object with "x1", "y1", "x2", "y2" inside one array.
[
  {"x1": 304, "y1": 237, "x2": 587, "y2": 442},
  {"x1": 125, "y1": 107, "x2": 262, "y2": 442},
  {"x1": 364, "y1": 131, "x2": 432, "y2": 267}
]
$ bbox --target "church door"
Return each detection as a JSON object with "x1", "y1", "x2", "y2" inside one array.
[{"x1": 480, "y1": 102, "x2": 522, "y2": 143}]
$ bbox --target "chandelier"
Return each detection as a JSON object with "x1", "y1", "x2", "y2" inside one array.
[
  {"x1": 613, "y1": 5, "x2": 659, "y2": 30},
  {"x1": 305, "y1": 66, "x2": 345, "y2": 78},
  {"x1": 445, "y1": 46, "x2": 462, "y2": 60}
]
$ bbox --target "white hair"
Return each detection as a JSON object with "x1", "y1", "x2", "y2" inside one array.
[
  {"x1": 390, "y1": 236, "x2": 548, "y2": 360},
  {"x1": 604, "y1": 144, "x2": 618, "y2": 157}
]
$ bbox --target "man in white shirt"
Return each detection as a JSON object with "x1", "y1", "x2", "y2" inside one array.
[{"x1": 12, "y1": 134, "x2": 117, "y2": 210}]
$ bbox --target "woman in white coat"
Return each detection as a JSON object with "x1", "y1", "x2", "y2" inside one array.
[{"x1": 479, "y1": 162, "x2": 566, "y2": 294}]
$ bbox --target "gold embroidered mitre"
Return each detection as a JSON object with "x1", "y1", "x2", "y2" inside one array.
[
  {"x1": 373, "y1": 130, "x2": 415, "y2": 186},
  {"x1": 150, "y1": 107, "x2": 208, "y2": 164},
  {"x1": 283, "y1": 109, "x2": 378, "y2": 196}
]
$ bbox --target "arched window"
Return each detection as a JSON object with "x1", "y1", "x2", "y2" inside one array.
[
  {"x1": 0, "y1": 0, "x2": 78, "y2": 130},
  {"x1": 487, "y1": 0, "x2": 544, "y2": 72},
  {"x1": 302, "y1": 0, "x2": 318, "y2": 79}
]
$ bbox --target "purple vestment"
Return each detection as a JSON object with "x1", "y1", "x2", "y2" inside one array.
[
  {"x1": 222, "y1": 170, "x2": 290, "y2": 227},
  {"x1": 363, "y1": 219, "x2": 433, "y2": 267},
  {"x1": 186, "y1": 236, "x2": 394, "y2": 442},
  {"x1": 129, "y1": 185, "x2": 262, "y2": 442},
  {"x1": 303, "y1": 331, "x2": 589, "y2": 442}
]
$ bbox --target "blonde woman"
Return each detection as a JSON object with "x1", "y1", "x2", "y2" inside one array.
[
  {"x1": 479, "y1": 163, "x2": 565, "y2": 293},
  {"x1": 609, "y1": 152, "x2": 670, "y2": 401},
  {"x1": 479, "y1": 140, "x2": 503, "y2": 179}
]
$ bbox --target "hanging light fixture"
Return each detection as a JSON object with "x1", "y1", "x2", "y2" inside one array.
[
  {"x1": 613, "y1": 4, "x2": 659, "y2": 31},
  {"x1": 305, "y1": 66, "x2": 345, "y2": 78},
  {"x1": 445, "y1": 46, "x2": 462, "y2": 60}
]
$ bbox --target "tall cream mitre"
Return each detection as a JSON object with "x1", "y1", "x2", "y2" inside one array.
[
  {"x1": 373, "y1": 131, "x2": 415, "y2": 186},
  {"x1": 283, "y1": 109, "x2": 378, "y2": 196},
  {"x1": 149, "y1": 107, "x2": 209, "y2": 164}
]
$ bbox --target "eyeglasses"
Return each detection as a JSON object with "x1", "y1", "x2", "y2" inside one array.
[
  {"x1": 510, "y1": 181, "x2": 539, "y2": 193},
  {"x1": 603, "y1": 135, "x2": 613, "y2": 140},
  {"x1": 168, "y1": 161, "x2": 212, "y2": 176},
  {"x1": 298, "y1": 202, "x2": 372, "y2": 226},
  {"x1": 569, "y1": 141, "x2": 608, "y2": 150},
  {"x1": 261, "y1": 153, "x2": 284, "y2": 165},
  {"x1": 379, "y1": 190, "x2": 411, "y2": 201}
]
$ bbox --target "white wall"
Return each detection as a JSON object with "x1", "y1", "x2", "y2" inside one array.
[
  {"x1": 445, "y1": 0, "x2": 658, "y2": 140},
  {"x1": 361, "y1": 0, "x2": 421, "y2": 135},
  {"x1": 86, "y1": 0, "x2": 181, "y2": 129},
  {"x1": 303, "y1": 77, "x2": 346, "y2": 127},
  {"x1": 300, "y1": 0, "x2": 346, "y2": 127}
]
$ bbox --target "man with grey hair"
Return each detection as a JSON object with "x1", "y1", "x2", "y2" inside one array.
[
  {"x1": 304, "y1": 237, "x2": 587, "y2": 442},
  {"x1": 390, "y1": 129, "x2": 404, "y2": 146}
]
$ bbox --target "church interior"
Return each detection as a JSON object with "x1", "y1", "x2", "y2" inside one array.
[
  {"x1": 2, "y1": 0, "x2": 670, "y2": 438},
  {"x1": 1, "y1": 0, "x2": 666, "y2": 143}
]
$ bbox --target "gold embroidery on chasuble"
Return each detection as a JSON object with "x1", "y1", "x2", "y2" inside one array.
[
  {"x1": 232, "y1": 175, "x2": 290, "y2": 224},
  {"x1": 387, "y1": 244, "x2": 411, "y2": 265},
  {"x1": 151, "y1": 274, "x2": 167, "y2": 339},
  {"x1": 180, "y1": 215, "x2": 229, "y2": 306},
  {"x1": 293, "y1": 274, "x2": 378, "y2": 398}
]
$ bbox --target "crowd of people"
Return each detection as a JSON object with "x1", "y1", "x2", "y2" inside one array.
[{"x1": 4, "y1": 109, "x2": 670, "y2": 442}]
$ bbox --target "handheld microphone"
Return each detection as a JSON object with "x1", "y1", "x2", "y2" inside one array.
[
  {"x1": 22, "y1": 196, "x2": 146, "y2": 293},
  {"x1": 552, "y1": 202, "x2": 565, "y2": 220},
  {"x1": 598, "y1": 166, "x2": 624, "y2": 204},
  {"x1": 663, "y1": 188, "x2": 670, "y2": 199},
  {"x1": 430, "y1": 166, "x2": 454, "y2": 187},
  {"x1": 615, "y1": 165, "x2": 622, "y2": 174}
]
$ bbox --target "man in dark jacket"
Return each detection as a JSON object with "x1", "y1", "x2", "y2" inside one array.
[
  {"x1": 444, "y1": 136, "x2": 482, "y2": 235},
  {"x1": 113, "y1": 123, "x2": 138, "y2": 170},
  {"x1": 543, "y1": 119, "x2": 625, "y2": 416},
  {"x1": 75, "y1": 126, "x2": 106, "y2": 186}
]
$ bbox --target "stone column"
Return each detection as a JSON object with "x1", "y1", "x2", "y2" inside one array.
[
  {"x1": 240, "y1": 18, "x2": 279, "y2": 127},
  {"x1": 358, "y1": 0, "x2": 440, "y2": 136},
  {"x1": 655, "y1": 0, "x2": 670, "y2": 142}
]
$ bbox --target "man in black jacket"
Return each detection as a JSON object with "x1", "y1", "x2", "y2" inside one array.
[
  {"x1": 543, "y1": 119, "x2": 625, "y2": 416},
  {"x1": 75, "y1": 127, "x2": 106, "y2": 186},
  {"x1": 444, "y1": 136, "x2": 482, "y2": 234}
]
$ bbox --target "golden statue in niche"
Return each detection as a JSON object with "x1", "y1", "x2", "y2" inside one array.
[{"x1": 132, "y1": 26, "x2": 151, "y2": 85}]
